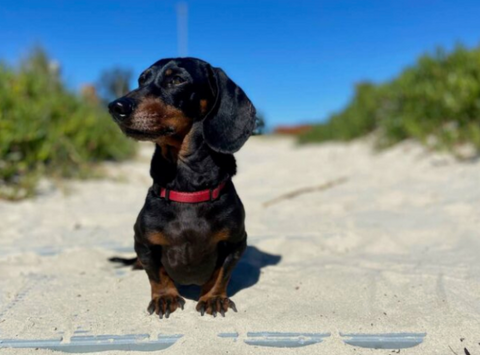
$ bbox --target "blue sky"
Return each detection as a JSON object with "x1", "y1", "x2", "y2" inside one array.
[{"x1": 2, "y1": 0, "x2": 480, "y2": 127}]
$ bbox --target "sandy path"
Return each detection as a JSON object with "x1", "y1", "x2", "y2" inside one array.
[{"x1": 1, "y1": 136, "x2": 480, "y2": 354}]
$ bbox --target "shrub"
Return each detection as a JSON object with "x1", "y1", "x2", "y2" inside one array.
[
  {"x1": 299, "y1": 44, "x2": 480, "y2": 156},
  {"x1": 0, "y1": 48, "x2": 136, "y2": 200}
]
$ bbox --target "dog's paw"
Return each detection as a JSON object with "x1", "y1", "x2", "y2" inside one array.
[
  {"x1": 147, "y1": 294, "x2": 186, "y2": 319},
  {"x1": 196, "y1": 295, "x2": 237, "y2": 317}
]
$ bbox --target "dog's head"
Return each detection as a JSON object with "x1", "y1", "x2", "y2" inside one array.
[{"x1": 108, "y1": 57, "x2": 256, "y2": 154}]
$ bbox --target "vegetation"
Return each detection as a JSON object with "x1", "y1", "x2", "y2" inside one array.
[
  {"x1": 96, "y1": 67, "x2": 133, "y2": 104},
  {"x1": 254, "y1": 112, "x2": 266, "y2": 135},
  {"x1": 299, "y1": 45, "x2": 480, "y2": 156},
  {"x1": 0, "y1": 47, "x2": 136, "y2": 200}
]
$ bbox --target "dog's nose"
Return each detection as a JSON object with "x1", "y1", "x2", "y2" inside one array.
[{"x1": 108, "y1": 98, "x2": 135, "y2": 121}]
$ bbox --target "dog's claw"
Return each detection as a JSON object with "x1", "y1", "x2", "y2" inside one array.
[
  {"x1": 229, "y1": 300, "x2": 237, "y2": 312},
  {"x1": 148, "y1": 294, "x2": 185, "y2": 320},
  {"x1": 196, "y1": 296, "x2": 236, "y2": 317},
  {"x1": 165, "y1": 299, "x2": 171, "y2": 318},
  {"x1": 147, "y1": 302, "x2": 155, "y2": 315}
]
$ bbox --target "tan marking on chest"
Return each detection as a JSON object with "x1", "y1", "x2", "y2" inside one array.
[
  {"x1": 212, "y1": 229, "x2": 230, "y2": 243},
  {"x1": 147, "y1": 232, "x2": 170, "y2": 246}
]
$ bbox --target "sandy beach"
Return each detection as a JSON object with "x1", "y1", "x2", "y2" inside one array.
[{"x1": 1, "y1": 136, "x2": 480, "y2": 354}]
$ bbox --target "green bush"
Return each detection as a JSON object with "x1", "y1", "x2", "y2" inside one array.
[
  {"x1": 0, "y1": 48, "x2": 136, "y2": 200},
  {"x1": 299, "y1": 44, "x2": 480, "y2": 155}
]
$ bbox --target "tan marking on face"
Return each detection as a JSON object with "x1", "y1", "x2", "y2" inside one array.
[
  {"x1": 133, "y1": 97, "x2": 186, "y2": 125},
  {"x1": 178, "y1": 129, "x2": 194, "y2": 157},
  {"x1": 165, "y1": 69, "x2": 173, "y2": 76},
  {"x1": 158, "y1": 142, "x2": 176, "y2": 162},
  {"x1": 146, "y1": 231, "x2": 170, "y2": 246},
  {"x1": 200, "y1": 99, "x2": 209, "y2": 115},
  {"x1": 156, "y1": 119, "x2": 193, "y2": 161},
  {"x1": 130, "y1": 97, "x2": 195, "y2": 161},
  {"x1": 130, "y1": 96, "x2": 192, "y2": 136}
]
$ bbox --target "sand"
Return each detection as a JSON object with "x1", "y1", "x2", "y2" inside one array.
[{"x1": 1, "y1": 136, "x2": 480, "y2": 354}]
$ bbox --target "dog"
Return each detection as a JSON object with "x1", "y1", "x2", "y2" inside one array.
[{"x1": 108, "y1": 57, "x2": 256, "y2": 318}]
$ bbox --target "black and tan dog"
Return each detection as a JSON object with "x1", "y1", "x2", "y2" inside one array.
[{"x1": 108, "y1": 58, "x2": 256, "y2": 319}]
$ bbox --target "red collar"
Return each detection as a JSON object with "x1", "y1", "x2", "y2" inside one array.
[{"x1": 154, "y1": 180, "x2": 228, "y2": 203}]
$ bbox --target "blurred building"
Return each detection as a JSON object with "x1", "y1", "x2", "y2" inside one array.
[
  {"x1": 273, "y1": 124, "x2": 313, "y2": 135},
  {"x1": 81, "y1": 84, "x2": 99, "y2": 104}
]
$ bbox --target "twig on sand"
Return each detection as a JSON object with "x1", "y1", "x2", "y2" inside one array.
[
  {"x1": 448, "y1": 345, "x2": 458, "y2": 355},
  {"x1": 263, "y1": 176, "x2": 349, "y2": 208}
]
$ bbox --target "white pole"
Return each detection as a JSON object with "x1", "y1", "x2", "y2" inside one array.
[{"x1": 176, "y1": 2, "x2": 188, "y2": 57}]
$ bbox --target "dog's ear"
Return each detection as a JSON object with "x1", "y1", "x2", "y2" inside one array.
[{"x1": 203, "y1": 66, "x2": 256, "y2": 154}]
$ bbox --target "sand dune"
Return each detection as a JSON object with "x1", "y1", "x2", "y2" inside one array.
[{"x1": 1, "y1": 136, "x2": 479, "y2": 354}]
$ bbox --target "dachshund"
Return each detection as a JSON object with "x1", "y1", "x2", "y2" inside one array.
[{"x1": 108, "y1": 57, "x2": 256, "y2": 319}]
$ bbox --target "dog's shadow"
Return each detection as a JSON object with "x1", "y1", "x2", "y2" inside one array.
[{"x1": 178, "y1": 246, "x2": 281, "y2": 300}]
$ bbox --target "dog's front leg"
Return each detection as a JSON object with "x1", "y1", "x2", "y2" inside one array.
[
  {"x1": 196, "y1": 237, "x2": 247, "y2": 317},
  {"x1": 134, "y1": 240, "x2": 185, "y2": 319}
]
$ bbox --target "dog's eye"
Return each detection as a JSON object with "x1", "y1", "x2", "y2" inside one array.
[{"x1": 170, "y1": 76, "x2": 186, "y2": 87}]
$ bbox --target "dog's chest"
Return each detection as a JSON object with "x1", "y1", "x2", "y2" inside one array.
[{"x1": 160, "y1": 216, "x2": 220, "y2": 285}]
